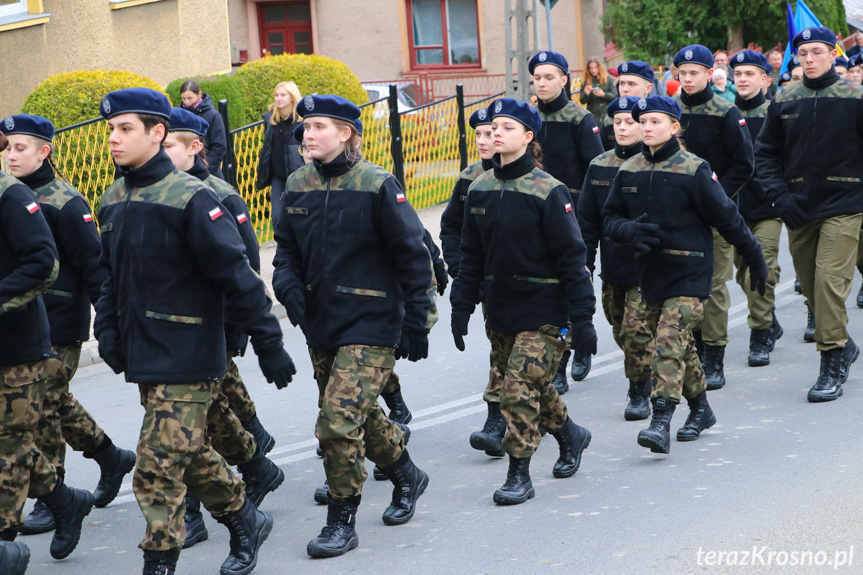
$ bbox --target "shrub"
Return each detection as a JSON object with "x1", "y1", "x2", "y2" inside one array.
[
  {"x1": 166, "y1": 75, "x2": 246, "y2": 131},
  {"x1": 235, "y1": 54, "x2": 368, "y2": 125},
  {"x1": 21, "y1": 69, "x2": 166, "y2": 128}
]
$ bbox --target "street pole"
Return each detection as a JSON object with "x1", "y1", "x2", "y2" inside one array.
[
  {"x1": 505, "y1": 0, "x2": 540, "y2": 101},
  {"x1": 545, "y1": 0, "x2": 553, "y2": 51}
]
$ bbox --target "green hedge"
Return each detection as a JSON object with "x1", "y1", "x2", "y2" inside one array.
[
  {"x1": 166, "y1": 75, "x2": 246, "y2": 131},
  {"x1": 235, "y1": 54, "x2": 368, "y2": 125},
  {"x1": 21, "y1": 70, "x2": 166, "y2": 128}
]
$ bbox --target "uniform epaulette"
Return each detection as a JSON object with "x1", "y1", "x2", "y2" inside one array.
[
  {"x1": 0, "y1": 171, "x2": 24, "y2": 200},
  {"x1": 542, "y1": 100, "x2": 590, "y2": 124},
  {"x1": 329, "y1": 160, "x2": 393, "y2": 194},
  {"x1": 206, "y1": 175, "x2": 240, "y2": 202},
  {"x1": 590, "y1": 149, "x2": 624, "y2": 169},
  {"x1": 35, "y1": 178, "x2": 84, "y2": 210},
  {"x1": 459, "y1": 160, "x2": 487, "y2": 182}
]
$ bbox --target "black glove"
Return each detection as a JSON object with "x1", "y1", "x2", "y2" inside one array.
[
  {"x1": 619, "y1": 214, "x2": 663, "y2": 254},
  {"x1": 396, "y1": 330, "x2": 429, "y2": 362},
  {"x1": 97, "y1": 328, "x2": 125, "y2": 374},
  {"x1": 451, "y1": 310, "x2": 470, "y2": 352},
  {"x1": 447, "y1": 262, "x2": 459, "y2": 279},
  {"x1": 773, "y1": 193, "x2": 807, "y2": 230},
  {"x1": 258, "y1": 346, "x2": 296, "y2": 389},
  {"x1": 282, "y1": 286, "x2": 305, "y2": 327},
  {"x1": 744, "y1": 252, "x2": 768, "y2": 296},
  {"x1": 571, "y1": 321, "x2": 598, "y2": 359},
  {"x1": 433, "y1": 258, "x2": 449, "y2": 296}
]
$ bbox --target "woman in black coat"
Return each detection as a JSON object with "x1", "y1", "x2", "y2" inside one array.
[{"x1": 180, "y1": 80, "x2": 228, "y2": 179}]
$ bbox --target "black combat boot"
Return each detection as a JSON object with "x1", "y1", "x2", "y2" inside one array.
[
  {"x1": 570, "y1": 353, "x2": 591, "y2": 382},
  {"x1": 241, "y1": 415, "x2": 275, "y2": 455},
  {"x1": 857, "y1": 271, "x2": 863, "y2": 308},
  {"x1": 181, "y1": 496, "x2": 208, "y2": 549},
  {"x1": 316, "y1": 446, "x2": 323, "y2": 457},
  {"x1": 703, "y1": 345, "x2": 726, "y2": 390},
  {"x1": 550, "y1": 418, "x2": 591, "y2": 478},
  {"x1": 142, "y1": 549, "x2": 180, "y2": 575},
  {"x1": 215, "y1": 498, "x2": 273, "y2": 575},
  {"x1": 307, "y1": 496, "x2": 360, "y2": 558},
  {"x1": 19, "y1": 499, "x2": 54, "y2": 535},
  {"x1": 237, "y1": 453, "x2": 284, "y2": 508},
  {"x1": 314, "y1": 480, "x2": 329, "y2": 505},
  {"x1": 83, "y1": 436, "x2": 135, "y2": 508},
  {"x1": 469, "y1": 402, "x2": 506, "y2": 457},
  {"x1": 808, "y1": 348, "x2": 844, "y2": 403},
  {"x1": 794, "y1": 278, "x2": 802, "y2": 294},
  {"x1": 693, "y1": 330, "x2": 705, "y2": 365},
  {"x1": 624, "y1": 380, "x2": 652, "y2": 421},
  {"x1": 0, "y1": 540, "x2": 30, "y2": 575},
  {"x1": 839, "y1": 337, "x2": 860, "y2": 384},
  {"x1": 768, "y1": 308, "x2": 784, "y2": 350},
  {"x1": 373, "y1": 422, "x2": 411, "y2": 480},
  {"x1": 41, "y1": 477, "x2": 95, "y2": 560},
  {"x1": 676, "y1": 392, "x2": 716, "y2": 441},
  {"x1": 378, "y1": 450, "x2": 429, "y2": 526},
  {"x1": 381, "y1": 389, "x2": 413, "y2": 424},
  {"x1": 748, "y1": 329, "x2": 772, "y2": 367},
  {"x1": 551, "y1": 350, "x2": 570, "y2": 394},
  {"x1": 493, "y1": 456, "x2": 534, "y2": 505},
  {"x1": 804, "y1": 305, "x2": 816, "y2": 343},
  {"x1": 637, "y1": 396, "x2": 676, "y2": 454}
]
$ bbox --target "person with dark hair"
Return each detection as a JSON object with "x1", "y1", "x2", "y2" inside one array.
[
  {"x1": 451, "y1": 97, "x2": 596, "y2": 505},
  {"x1": 95, "y1": 87, "x2": 296, "y2": 575},
  {"x1": 599, "y1": 61, "x2": 654, "y2": 150},
  {"x1": 180, "y1": 80, "x2": 228, "y2": 179}
]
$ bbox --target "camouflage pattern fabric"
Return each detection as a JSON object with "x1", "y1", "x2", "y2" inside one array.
[
  {"x1": 35, "y1": 177, "x2": 86, "y2": 210},
  {"x1": 220, "y1": 355, "x2": 258, "y2": 424},
  {"x1": 491, "y1": 326, "x2": 569, "y2": 459},
  {"x1": 484, "y1": 324, "x2": 510, "y2": 403},
  {"x1": 288, "y1": 159, "x2": 391, "y2": 196},
  {"x1": 381, "y1": 371, "x2": 400, "y2": 395},
  {"x1": 604, "y1": 282, "x2": 653, "y2": 382},
  {"x1": 468, "y1": 164, "x2": 565, "y2": 201},
  {"x1": 0, "y1": 259, "x2": 58, "y2": 316},
  {"x1": 734, "y1": 218, "x2": 783, "y2": 330},
  {"x1": 100, "y1": 169, "x2": 203, "y2": 211},
  {"x1": 309, "y1": 345, "x2": 405, "y2": 501},
  {"x1": 0, "y1": 358, "x2": 58, "y2": 531},
  {"x1": 35, "y1": 344, "x2": 106, "y2": 475},
  {"x1": 701, "y1": 231, "x2": 734, "y2": 346},
  {"x1": 207, "y1": 356, "x2": 256, "y2": 467},
  {"x1": 774, "y1": 75, "x2": 863, "y2": 104},
  {"x1": 536, "y1": 98, "x2": 592, "y2": 124},
  {"x1": 135, "y1": 382, "x2": 245, "y2": 551},
  {"x1": 618, "y1": 148, "x2": 702, "y2": 177}
]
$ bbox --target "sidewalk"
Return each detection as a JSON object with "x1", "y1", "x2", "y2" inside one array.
[{"x1": 79, "y1": 202, "x2": 447, "y2": 366}]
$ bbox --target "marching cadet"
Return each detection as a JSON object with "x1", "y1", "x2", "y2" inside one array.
[
  {"x1": 578, "y1": 96, "x2": 653, "y2": 421},
  {"x1": 598, "y1": 61, "x2": 655, "y2": 151},
  {"x1": 451, "y1": 98, "x2": 595, "y2": 504},
  {"x1": 834, "y1": 56, "x2": 850, "y2": 77},
  {"x1": 440, "y1": 108, "x2": 509, "y2": 457},
  {"x1": 604, "y1": 95, "x2": 767, "y2": 454},
  {"x1": 756, "y1": 26, "x2": 863, "y2": 403},
  {"x1": 0, "y1": 115, "x2": 137, "y2": 537},
  {"x1": 848, "y1": 54, "x2": 863, "y2": 84},
  {"x1": 272, "y1": 95, "x2": 432, "y2": 558},
  {"x1": 94, "y1": 88, "x2": 296, "y2": 575},
  {"x1": 0, "y1": 130, "x2": 94, "y2": 574},
  {"x1": 727, "y1": 51, "x2": 785, "y2": 366},
  {"x1": 161, "y1": 107, "x2": 285, "y2": 549},
  {"x1": 529, "y1": 50, "x2": 604, "y2": 388},
  {"x1": 789, "y1": 55, "x2": 804, "y2": 82},
  {"x1": 674, "y1": 44, "x2": 754, "y2": 390}
]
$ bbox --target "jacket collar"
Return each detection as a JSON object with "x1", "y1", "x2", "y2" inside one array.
[
  {"x1": 481, "y1": 158, "x2": 493, "y2": 171},
  {"x1": 19, "y1": 160, "x2": 55, "y2": 190},
  {"x1": 803, "y1": 66, "x2": 840, "y2": 91},
  {"x1": 119, "y1": 149, "x2": 176, "y2": 189},
  {"x1": 492, "y1": 150, "x2": 535, "y2": 180},
  {"x1": 735, "y1": 89, "x2": 766, "y2": 111},
  {"x1": 537, "y1": 89, "x2": 570, "y2": 114},
  {"x1": 313, "y1": 152, "x2": 355, "y2": 179},
  {"x1": 615, "y1": 141, "x2": 642, "y2": 161},
  {"x1": 186, "y1": 155, "x2": 209, "y2": 182},
  {"x1": 642, "y1": 138, "x2": 681, "y2": 164},
  {"x1": 680, "y1": 83, "x2": 714, "y2": 107}
]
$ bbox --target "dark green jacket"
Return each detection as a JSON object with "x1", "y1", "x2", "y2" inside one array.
[{"x1": 579, "y1": 76, "x2": 618, "y2": 121}]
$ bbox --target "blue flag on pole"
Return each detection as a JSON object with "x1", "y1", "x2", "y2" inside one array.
[{"x1": 781, "y1": 0, "x2": 824, "y2": 74}]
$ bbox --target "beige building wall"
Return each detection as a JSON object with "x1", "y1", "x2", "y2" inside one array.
[{"x1": 0, "y1": 0, "x2": 230, "y2": 118}]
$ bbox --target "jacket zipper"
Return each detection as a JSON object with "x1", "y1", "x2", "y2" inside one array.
[
  {"x1": 123, "y1": 183, "x2": 134, "y2": 369},
  {"x1": 320, "y1": 176, "x2": 331, "y2": 345},
  {"x1": 496, "y1": 181, "x2": 507, "y2": 324}
]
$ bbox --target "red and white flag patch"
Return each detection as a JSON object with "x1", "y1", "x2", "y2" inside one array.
[
  {"x1": 209, "y1": 207, "x2": 223, "y2": 221},
  {"x1": 712, "y1": 172, "x2": 718, "y2": 181},
  {"x1": 25, "y1": 202, "x2": 39, "y2": 214},
  {"x1": 565, "y1": 203, "x2": 573, "y2": 212},
  {"x1": 82, "y1": 213, "x2": 93, "y2": 222},
  {"x1": 396, "y1": 192, "x2": 406, "y2": 203},
  {"x1": 592, "y1": 126, "x2": 600, "y2": 133},
  {"x1": 738, "y1": 118, "x2": 747, "y2": 126},
  {"x1": 236, "y1": 213, "x2": 248, "y2": 224}
]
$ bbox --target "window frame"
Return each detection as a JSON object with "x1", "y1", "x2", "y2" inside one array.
[
  {"x1": 0, "y1": 0, "x2": 49, "y2": 33},
  {"x1": 406, "y1": 0, "x2": 482, "y2": 72},
  {"x1": 0, "y1": 0, "x2": 27, "y2": 18}
]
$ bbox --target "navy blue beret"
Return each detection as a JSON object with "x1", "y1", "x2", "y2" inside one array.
[
  {"x1": 168, "y1": 107, "x2": 209, "y2": 138},
  {"x1": 529, "y1": 50, "x2": 569, "y2": 75},
  {"x1": 606, "y1": 96, "x2": 641, "y2": 118},
  {"x1": 631, "y1": 96, "x2": 682, "y2": 122},
  {"x1": 489, "y1": 98, "x2": 542, "y2": 134},
  {"x1": 835, "y1": 56, "x2": 850, "y2": 69},
  {"x1": 849, "y1": 53, "x2": 863, "y2": 68},
  {"x1": 729, "y1": 50, "x2": 770, "y2": 75},
  {"x1": 1, "y1": 114, "x2": 54, "y2": 141},
  {"x1": 793, "y1": 26, "x2": 836, "y2": 49},
  {"x1": 469, "y1": 107, "x2": 492, "y2": 129},
  {"x1": 673, "y1": 45, "x2": 714, "y2": 69},
  {"x1": 293, "y1": 123, "x2": 304, "y2": 141},
  {"x1": 778, "y1": 72, "x2": 793, "y2": 86},
  {"x1": 297, "y1": 94, "x2": 361, "y2": 123},
  {"x1": 787, "y1": 54, "x2": 801, "y2": 71},
  {"x1": 101, "y1": 87, "x2": 171, "y2": 120},
  {"x1": 353, "y1": 118, "x2": 363, "y2": 136},
  {"x1": 617, "y1": 61, "x2": 655, "y2": 83}
]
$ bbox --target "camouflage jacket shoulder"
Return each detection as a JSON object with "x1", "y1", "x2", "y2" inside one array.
[
  {"x1": 459, "y1": 160, "x2": 487, "y2": 182},
  {"x1": 205, "y1": 175, "x2": 240, "y2": 202},
  {"x1": 619, "y1": 148, "x2": 703, "y2": 176},
  {"x1": 34, "y1": 178, "x2": 86, "y2": 210},
  {"x1": 288, "y1": 159, "x2": 393, "y2": 194},
  {"x1": 101, "y1": 169, "x2": 205, "y2": 210},
  {"x1": 468, "y1": 167, "x2": 562, "y2": 200},
  {"x1": 682, "y1": 94, "x2": 735, "y2": 117},
  {"x1": 542, "y1": 100, "x2": 590, "y2": 124},
  {"x1": 0, "y1": 171, "x2": 26, "y2": 200},
  {"x1": 590, "y1": 149, "x2": 625, "y2": 170},
  {"x1": 740, "y1": 100, "x2": 769, "y2": 119},
  {"x1": 775, "y1": 77, "x2": 863, "y2": 103}
]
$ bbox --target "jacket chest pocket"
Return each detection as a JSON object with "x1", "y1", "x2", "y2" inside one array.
[{"x1": 339, "y1": 209, "x2": 365, "y2": 234}]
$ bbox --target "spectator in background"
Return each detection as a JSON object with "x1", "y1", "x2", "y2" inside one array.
[
  {"x1": 711, "y1": 68, "x2": 737, "y2": 102},
  {"x1": 846, "y1": 31, "x2": 863, "y2": 57},
  {"x1": 180, "y1": 80, "x2": 228, "y2": 179},
  {"x1": 579, "y1": 57, "x2": 618, "y2": 120},
  {"x1": 767, "y1": 50, "x2": 784, "y2": 96},
  {"x1": 714, "y1": 50, "x2": 730, "y2": 75},
  {"x1": 657, "y1": 64, "x2": 679, "y2": 96}
]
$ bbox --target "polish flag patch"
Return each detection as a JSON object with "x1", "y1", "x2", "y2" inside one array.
[
  {"x1": 209, "y1": 207, "x2": 223, "y2": 221},
  {"x1": 396, "y1": 192, "x2": 406, "y2": 203},
  {"x1": 236, "y1": 213, "x2": 248, "y2": 224},
  {"x1": 738, "y1": 118, "x2": 747, "y2": 126},
  {"x1": 712, "y1": 172, "x2": 718, "y2": 181},
  {"x1": 25, "y1": 202, "x2": 39, "y2": 214},
  {"x1": 82, "y1": 213, "x2": 93, "y2": 222},
  {"x1": 565, "y1": 203, "x2": 573, "y2": 212},
  {"x1": 592, "y1": 127, "x2": 600, "y2": 133}
]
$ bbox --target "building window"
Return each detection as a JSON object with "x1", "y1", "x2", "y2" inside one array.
[
  {"x1": 0, "y1": 0, "x2": 49, "y2": 32},
  {"x1": 0, "y1": 0, "x2": 27, "y2": 18},
  {"x1": 407, "y1": 0, "x2": 481, "y2": 70}
]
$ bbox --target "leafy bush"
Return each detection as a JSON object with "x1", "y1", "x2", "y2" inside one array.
[
  {"x1": 21, "y1": 70, "x2": 165, "y2": 128},
  {"x1": 235, "y1": 54, "x2": 368, "y2": 125},
  {"x1": 166, "y1": 75, "x2": 246, "y2": 131}
]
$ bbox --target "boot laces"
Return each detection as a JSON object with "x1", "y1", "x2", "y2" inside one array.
[{"x1": 227, "y1": 514, "x2": 249, "y2": 554}]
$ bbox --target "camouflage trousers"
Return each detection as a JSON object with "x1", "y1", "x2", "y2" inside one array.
[
  {"x1": 604, "y1": 282, "x2": 652, "y2": 382},
  {"x1": 206, "y1": 356, "x2": 257, "y2": 467},
  {"x1": 734, "y1": 219, "x2": 783, "y2": 330},
  {"x1": 135, "y1": 382, "x2": 245, "y2": 551},
  {"x1": 221, "y1": 354, "x2": 257, "y2": 423},
  {"x1": 492, "y1": 327, "x2": 569, "y2": 459},
  {"x1": 34, "y1": 344, "x2": 106, "y2": 476},
  {"x1": 627, "y1": 295, "x2": 706, "y2": 403},
  {"x1": 483, "y1": 304, "x2": 506, "y2": 403},
  {"x1": 701, "y1": 230, "x2": 734, "y2": 346},
  {"x1": 0, "y1": 359, "x2": 59, "y2": 532},
  {"x1": 309, "y1": 345, "x2": 405, "y2": 501}
]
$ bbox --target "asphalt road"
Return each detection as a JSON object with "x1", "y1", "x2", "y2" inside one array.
[{"x1": 20, "y1": 225, "x2": 863, "y2": 575}]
